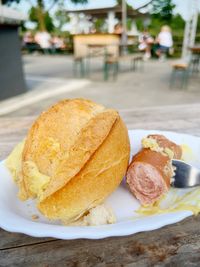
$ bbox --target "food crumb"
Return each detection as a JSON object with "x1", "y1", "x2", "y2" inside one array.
[
  {"x1": 31, "y1": 214, "x2": 39, "y2": 220},
  {"x1": 65, "y1": 204, "x2": 116, "y2": 226}
]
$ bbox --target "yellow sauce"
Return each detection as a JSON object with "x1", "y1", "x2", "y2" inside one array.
[
  {"x1": 181, "y1": 144, "x2": 197, "y2": 162},
  {"x1": 137, "y1": 187, "x2": 200, "y2": 216}
]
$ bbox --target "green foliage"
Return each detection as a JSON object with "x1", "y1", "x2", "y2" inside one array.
[
  {"x1": 152, "y1": 0, "x2": 175, "y2": 22},
  {"x1": 94, "y1": 18, "x2": 105, "y2": 33},
  {"x1": 29, "y1": 6, "x2": 54, "y2": 32},
  {"x1": 135, "y1": 18, "x2": 144, "y2": 32},
  {"x1": 197, "y1": 14, "x2": 200, "y2": 33},
  {"x1": 44, "y1": 11, "x2": 54, "y2": 32},
  {"x1": 148, "y1": 17, "x2": 163, "y2": 35},
  {"x1": 29, "y1": 6, "x2": 38, "y2": 23},
  {"x1": 127, "y1": 18, "x2": 133, "y2": 31},
  {"x1": 170, "y1": 14, "x2": 185, "y2": 34},
  {"x1": 148, "y1": 13, "x2": 185, "y2": 36},
  {"x1": 54, "y1": 1, "x2": 70, "y2": 32},
  {"x1": 3, "y1": 0, "x2": 88, "y2": 33}
]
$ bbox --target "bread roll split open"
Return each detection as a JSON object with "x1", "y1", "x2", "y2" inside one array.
[{"x1": 6, "y1": 99, "x2": 130, "y2": 223}]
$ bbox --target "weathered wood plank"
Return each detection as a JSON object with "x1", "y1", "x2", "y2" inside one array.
[
  {"x1": 0, "y1": 229, "x2": 55, "y2": 250},
  {"x1": 0, "y1": 215, "x2": 200, "y2": 266}
]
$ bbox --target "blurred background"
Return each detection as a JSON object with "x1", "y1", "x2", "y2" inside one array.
[{"x1": 0, "y1": 0, "x2": 200, "y2": 116}]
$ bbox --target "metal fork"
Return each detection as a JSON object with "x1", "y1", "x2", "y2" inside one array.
[{"x1": 172, "y1": 159, "x2": 200, "y2": 188}]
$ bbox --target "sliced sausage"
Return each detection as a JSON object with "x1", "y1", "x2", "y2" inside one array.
[{"x1": 126, "y1": 135, "x2": 182, "y2": 205}]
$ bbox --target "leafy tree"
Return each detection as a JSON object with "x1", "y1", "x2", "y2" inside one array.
[
  {"x1": 170, "y1": 14, "x2": 185, "y2": 34},
  {"x1": 2, "y1": 0, "x2": 88, "y2": 31},
  {"x1": 29, "y1": 6, "x2": 54, "y2": 32},
  {"x1": 197, "y1": 14, "x2": 200, "y2": 32},
  {"x1": 54, "y1": 1, "x2": 70, "y2": 32},
  {"x1": 151, "y1": 0, "x2": 175, "y2": 22}
]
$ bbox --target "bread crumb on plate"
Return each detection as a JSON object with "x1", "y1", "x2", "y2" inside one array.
[
  {"x1": 66, "y1": 204, "x2": 116, "y2": 226},
  {"x1": 31, "y1": 214, "x2": 39, "y2": 220}
]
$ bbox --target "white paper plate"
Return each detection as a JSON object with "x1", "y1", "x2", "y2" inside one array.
[{"x1": 0, "y1": 129, "x2": 200, "y2": 240}]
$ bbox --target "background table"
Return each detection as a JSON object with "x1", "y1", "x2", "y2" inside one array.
[{"x1": 1, "y1": 103, "x2": 200, "y2": 266}]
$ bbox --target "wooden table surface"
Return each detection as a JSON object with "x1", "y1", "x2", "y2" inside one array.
[{"x1": 1, "y1": 103, "x2": 200, "y2": 267}]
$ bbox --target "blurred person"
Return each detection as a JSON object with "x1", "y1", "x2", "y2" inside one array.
[
  {"x1": 23, "y1": 31, "x2": 39, "y2": 53},
  {"x1": 35, "y1": 30, "x2": 52, "y2": 54},
  {"x1": 138, "y1": 29, "x2": 154, "y2": 60},
  {"x1": 23, "y1": 31, "x2": 34, "y2": 44},
  {"x1": 51, "y1": 35, "x2": 65, "y2": 53},
  {"x1": 90, "y1": 26, "x2": 97, "y2": 34},
  {"x1": 114, "y1": 23, "x2": 127, "y2": 54},
  {"x1": 114, "y1": 23, "x2": 123, "y2": 34},
  {"x1": 156, "y1": 25, "x2": 173, "y2": 61}
]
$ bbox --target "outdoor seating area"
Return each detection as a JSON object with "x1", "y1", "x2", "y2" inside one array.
[
  {"x1": 73, "y1": 41, "x2": 143, "y2": 80},
  {"x1": 1, "y1": 0, "x2": 200, "y2": 266}
]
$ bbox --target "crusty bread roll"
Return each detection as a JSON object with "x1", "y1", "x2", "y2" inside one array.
[{"x1": 7, "y1": 99, "x2": 130, "y2": 223}]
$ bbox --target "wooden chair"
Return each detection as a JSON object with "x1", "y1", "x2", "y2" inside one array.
[
  {"x1": 118, "y1": 53, "x2": 143, "y2": 72},
  {"x1": 103, "y1": 54, "x2": 119, "y2": 81},
  {"x1": 170, "y1": 61, "x2": 190, "y2": 89},
  {"x1": 73, "y1": 57, "x2": 85, "y2": 77},
  {"x1": 131, "y1": 53, "x2": 143, "y2": 71}
]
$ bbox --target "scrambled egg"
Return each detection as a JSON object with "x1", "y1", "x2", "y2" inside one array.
[
  {"x1": 6, "y1": 140, "x2": 28, "y2": 200},
  {"x1": 22, "y1": 161, "x2": 50, "y2": 200},
  {"x1": 142, "y1": 137, "x2": 163, "y2": 153},
  {"x1": 142, "y1": 137, "x2": 174, "y2": 159},
  {"x1": 6, "y1": 140, "x2": 50, "y2": 201}
]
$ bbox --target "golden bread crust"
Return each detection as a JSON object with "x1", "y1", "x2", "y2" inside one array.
[
  {"x1": 22, "y1": 99, "x2": 108, "y2": 199},
  {"x1": 38, "y1": 117, "x2": 130, "y2": 223}
]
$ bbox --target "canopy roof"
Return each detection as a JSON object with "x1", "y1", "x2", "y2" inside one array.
[
  {"x1": 0, "y1": 6, "x2": 27, "y2": 25},
  {"x1": 66, "y1": 3, "x2": 149, "y2": 19}
]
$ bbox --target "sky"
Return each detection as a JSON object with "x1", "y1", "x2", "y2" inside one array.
[{"x1": 11, "y1": 0, "x2": 200, "y2": 22}]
